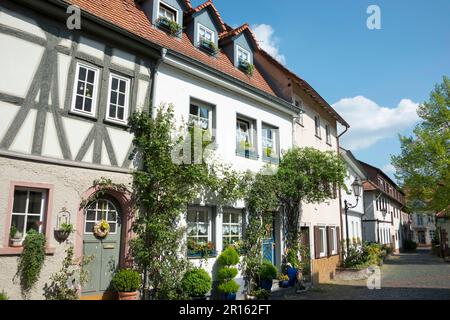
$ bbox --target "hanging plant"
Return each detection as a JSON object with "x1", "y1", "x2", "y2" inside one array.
[{"x1": 16, "y1": 229, "x2": 46, "y2": 297}]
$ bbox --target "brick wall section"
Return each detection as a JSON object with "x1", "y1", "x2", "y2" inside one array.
[{"x1": 312, "y1": 255, "x2": 340, "y2": 284}]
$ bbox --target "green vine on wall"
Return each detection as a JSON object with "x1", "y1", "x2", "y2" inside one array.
[
  {"x1": 79, "y1": 177, "x2": 130, "y2": 209},
  {"x1": 15, "y1": 230, "x2": 46, "y2": 297}
]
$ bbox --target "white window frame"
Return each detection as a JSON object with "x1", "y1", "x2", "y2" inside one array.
[
  {"x1": 222, "y1": 210, "x2": 243, "y2": 248},
  {"x1": 294, "y1": 98, "x2": 304, "y2": 126},
  {"x1": 325, "y1": 123, "x2": 332, "y2": 145},
  {"x1": 319, "y1": 226, "x2": 327, "y2": 258},
  {"x1": 84, "y1": 199, "x2": 119, "y2": 235},
  {"x1": 158, "y1": 1, "x2": 178, "y2": 22},
  {"x1": 105, "y1": 73, "x2": 131, "y2": 125},
  {"x1": 187, "y1": 207, "x2": 212, "y2": 245},
  {"x1": 262, "y1": 123, "x2": 279, "y2": 161},
  {"x1": 197, "y1": 23, "x2": 215, "y2": 44},
  {"x1": 71, "y1": 62, "x2": 100, "y2": 117},
  {"x1": 236, "y1": 45, "x2": 250, "y2": 65},
  {"x1": 11, "y1": 188, "x2": 47, "y2": 240},
  {"x1": 331, "y1": 227, "x2": 338, "y2": 255},
  {"x1": 236, "y1": 116, "x2": 257, "y2": 158},
  {"x1": 189, "y1": 101, "x2": 213, "y2": 131},
  {"x1": 314, "y1": 115, "x2": 321, "y2": 138}
]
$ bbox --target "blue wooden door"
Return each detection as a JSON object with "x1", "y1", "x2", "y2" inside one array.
[
  {"x1": 262, "y1": 221, "x2": 276, "y2": 265},
  {"x1": 82, "y1": 199, "x2": 122, "y2": 297}
]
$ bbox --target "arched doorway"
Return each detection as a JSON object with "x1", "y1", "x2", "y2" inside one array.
[{"x1": 82, "y1": 197, "x2": 122, "y2": 298}]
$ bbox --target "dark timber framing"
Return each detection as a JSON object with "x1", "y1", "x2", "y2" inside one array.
[{"x1": 0, "y1": 0, "x2": 158, "y2": 171}]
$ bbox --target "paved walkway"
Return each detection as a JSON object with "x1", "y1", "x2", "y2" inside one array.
[{"x1": 271, "y1": 248, "x2": 450, "y2": 300}]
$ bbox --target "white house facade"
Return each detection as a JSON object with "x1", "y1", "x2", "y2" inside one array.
[
  {"x1": 339, "y1": 148, "x2": 367, "y2": 249},
  {"x1": 0, "y1": 0, "x2": 350, "y2": 300}
]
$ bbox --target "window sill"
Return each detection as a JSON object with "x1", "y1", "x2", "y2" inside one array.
[
  {"x1": 104, "y1": 118, "x2": 129, "y2": 128},
  {"x1": 0, "y1": 246, "x2": 56, "y2": 256},
  {"x1": 187, "y1": 250, "x2": 217, "y2": 259},
  {"x1": 69, "y1": 109, "x2": 98, "y2": 121}
]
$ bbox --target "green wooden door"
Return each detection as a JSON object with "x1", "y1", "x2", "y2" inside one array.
[{"x1": 82, "y1": 199, "x2": 122, "y2": 296}]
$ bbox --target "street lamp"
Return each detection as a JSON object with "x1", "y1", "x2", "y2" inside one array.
[{"x1": 344, "y1": 177, "x2": 363, "y2": 254}]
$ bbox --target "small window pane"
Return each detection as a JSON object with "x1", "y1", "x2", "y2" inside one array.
[
  {"x1": 223, "y1": 225, "x2": 230, "y2": 235},
  {"x1": 199, "y1": 107, "x2": 208, "y2": 119},
  {"x1": 107, "y1": 211, "x2": 117, "y2": 222},
  {"x1": 187, "y1": 224, "x2": 197, "y2": 236},
  {"x1": 26, "y1": 215, "x2": 40, "y2": 232},
  {"x1": 198, "y1": 224, "x2": 208, "y2": 236},
  {"x1": 28, "y1": 191, "x2": 42, "y2": 214},
  {"x1": 223, "y1": 212, "x2": 230, "y2": 223},
  {"x1": 11, "y1": 215, "x2": 25, "y2": 235},
  {"x1": 86, "y1": 210, "x2": 95, "y2": 221},
  {"x1": 75, "y1": 96, "x2": 83, "y2": 110},
  {"x1": 77, "y1": 82, "x2": 84, "y2": 95},
  {"x1": 109, "y1": 105, "x2": 117, "y2": 118},
  {"x1": 117, "y1": 107, "x2": 124, "y2": 120},
  {"x1": 190, "y1": 104, "x2": 198, "y2": 116},
  {"x1": 109, "y1": 223, "x2": 116, "y2": 233},
  {"x1": 118, "y1": 93, "x2": 125, "y2": 106},
  {"x1": 198, "y1": 211, "x2": 208, "y2": 223},
  {"x1": 119, "y1": 80, "x2": 126, "y2": 93},
  {"x1": 187, "y1": 211, "x2": 196, "y2": 222},
  {"x1": 79, "y1": 67, "x2": 87, "y2": 81},
  {"x1": 85, "y1": 222, "x2": 95, "y2": 233},
  {"x1": 87, "y1": 70, "x2": 95, "y2": 84},
  {"x1": 231, "y1": 213, "x2": 240, "y2": 223},
  {"x1": 110, "y1": 91, "x2": 117, "y2": 104},
  {"x1": 13, "y1": 190, "x2": 27, "y2": 213},
  {"x1": 85, "y1": 84, "x2": 94, "y2": 98},
  {"x1": 111, "y1": 78, "x2": 119, "y2": 91},
  {"x1": 84, "y1": 98, "x2": 92, "y2": 112}
]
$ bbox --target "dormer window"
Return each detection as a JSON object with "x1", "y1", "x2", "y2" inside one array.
[
  {"x1": 236, "y1": 45, "x2": 254, "y2": 76},
  {"x1": 198, "y1": 24, "x2": 217, "y2": 55},
  {"x1": 237, "y1": 46, "x2": 250, "y2": 65},
  {"x1": 156, "y1": 2, "x2": 181, "y2": 36},
  {"x1": 159, "y1": 2, "x2": 177, "y2": 22}
]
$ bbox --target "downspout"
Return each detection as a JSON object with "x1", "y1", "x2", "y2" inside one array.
[
  {"x1": 337, "y1": 124, "x2": 349, "y2": 260},
  {"x1": 149, "y1": 48, "x2": 167, "y2": 118}
]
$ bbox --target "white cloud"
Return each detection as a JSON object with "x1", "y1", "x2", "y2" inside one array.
[
  {"x1": 252, "y1": 24, "x2": 286, "y2": 65},
  {"x1": 382, "y1": 163, "x2": 396, "y2": 175},
  {"x1": 332, "y1": 96, "x2": 420, "y2": 150}
]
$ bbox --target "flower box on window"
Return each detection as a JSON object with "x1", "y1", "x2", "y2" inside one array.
[
  {"x1": 238, "y1": 60, "x2": 255, "y2": 76},
  {"x1": 199, "y1": 39, "x2": 218, "y2": 56},
  {"x1": 156, "y1": 17, "x2": 182, "y2": 36},
  {"x1": 187, "y1": 241, "x2": 217, "y2": 258}
]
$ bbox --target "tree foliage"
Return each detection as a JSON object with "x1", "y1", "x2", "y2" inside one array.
[
  {"x1": 128, "y1": 104, "x2": 245, "y2": 299},
  {"x1": 242, "y1": 147, "x2": 346, "y2": 290},
  {"x1": 392, "y1": 76, "x2": 450, "y2": 215}
]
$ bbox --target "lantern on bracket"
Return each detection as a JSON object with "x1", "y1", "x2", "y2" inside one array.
[{"x1": 54, "y1": 207, "x2": 74, "y2": 243}]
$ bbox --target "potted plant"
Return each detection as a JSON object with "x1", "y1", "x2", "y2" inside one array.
[
  {"x1": 9, "y1": 225, "x2": 23, "y2": 247},
  {"x1": 199, "y1": 38, "x2": 218, "y2": 55},
  {"x1": 111, "y1": 268, "x2": 141, "y2": 300},
  {"x1": 217, "y1": 246, "x2": 240, "y2": 300},
  {"x1": 157, "y1": 17, "x2": 182, "y2": 36},
  {"x1": 181, "y1": 268, "x2": 212, "y2": 300},
  {"x1": 286, "y1": 249, "x2": 300, "y2": 287},
  {"x1": 258, "y1": 261, "x2": 277, "y2": 291},
  {"x1": 278, "y1": 274, "x2": 289, "y2": 288},
  {"x1": 187, "y1": 240, "x2": 216, "y2": 258},
  {"x1": 54, "y1": 222, "x2": 74, "y2": 242}
]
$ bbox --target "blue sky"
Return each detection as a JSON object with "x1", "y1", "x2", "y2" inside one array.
[{"x1": 191, "y1": 0, "x2": 450, "y2": 181}]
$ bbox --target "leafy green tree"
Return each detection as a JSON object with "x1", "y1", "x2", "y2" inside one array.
[
  {"x1": 128, "y1": 104, "x2": 244, "y2": 299},
  {"x1": 242, "y1": 147, "x2": 346, "y2": 290},
  {"x1": 392, "y1": 76, "x2": 450, "y2": 215}
]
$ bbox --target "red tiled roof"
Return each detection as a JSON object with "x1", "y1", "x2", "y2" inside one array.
[
  {"x1": 187, "y1": 0, "x2": 227, "y2": 33},
  {"x1": 219, "y1": 23, "x2": 259, "y2": 49},
  {"x1": 64, "y1": 0, "x2": 276, "y2": 96}
]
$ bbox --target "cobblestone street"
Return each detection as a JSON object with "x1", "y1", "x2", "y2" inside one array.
[{"x1": 271, "y1": 248, "x2": 450, "y2": 300}]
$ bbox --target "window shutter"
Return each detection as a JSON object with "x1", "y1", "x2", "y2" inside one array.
[
  {"x1": 327, "y1": 226, "x2": 332, "y2": 257},
  {"x1": 314, "y1": 226, "x2": 320, "y2": 259},
  {"x1": 336, "y1": 226, "x2": 341, "y2": 254}
]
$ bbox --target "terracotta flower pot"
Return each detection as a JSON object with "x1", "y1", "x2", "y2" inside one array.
[{"x1": 118, "y1": 291, "x2": 138, "y2": 300}]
